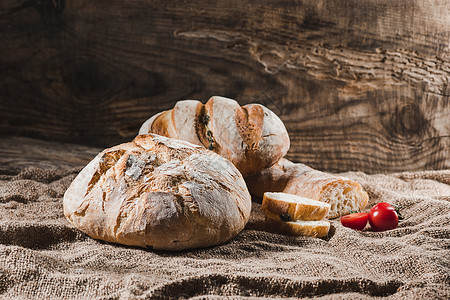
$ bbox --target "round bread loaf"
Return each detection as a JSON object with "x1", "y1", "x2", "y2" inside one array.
[
  {"x1": 138, "y1": 96, "x2": 290, "y2": 177},
  {"x1": 63, "y1": 134, "x2": 252, "y2": 251}
]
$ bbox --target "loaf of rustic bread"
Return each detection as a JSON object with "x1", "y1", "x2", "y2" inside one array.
[
  {"x1": 63, "y1": 134, "x2": 252, "y2": 251},
  {"x1": 246, "y1": 158, "x2": 368, "y2": 219},
  {"x1": 138, "y1": 96, "x2": 290, "y2": 177}
]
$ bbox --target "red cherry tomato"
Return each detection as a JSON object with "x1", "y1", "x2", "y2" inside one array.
[
  {"x1": 368, "y1": 202, "x2": 398, "y2": 231},
  {"x1": 371, "y1": 202, "x2": 391, "y2": 210},
  {"x1": 340, "y1": 212, "x2": 369, "y2": 230}
]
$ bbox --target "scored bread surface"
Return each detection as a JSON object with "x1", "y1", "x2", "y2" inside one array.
[
  {"x1": 138, "y1": 96, "x2": 290, "y2": 177},
  {"x1": 262, "y1": 192, "x2": 330, "y2": 221},
  {"x1": 63, "y1": 134, "x2": 252, "y2": 251}
]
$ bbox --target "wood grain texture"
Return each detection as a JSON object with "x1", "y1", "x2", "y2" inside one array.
[
  {"x1": 0, "y1": 136, "x2": 101, "y2": 171},
  {"x1": 1, "y1": 0, "x2": 449, "y2": 173}
]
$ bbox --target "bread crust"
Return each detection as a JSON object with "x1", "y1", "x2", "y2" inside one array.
[
  {"x1": 246, "y1": 159, "x2": 369, "y2": 219},
  {"x1": 265, "y1": 213, "x2": 330, "y2": 238},
  {"x1": 262, "y1": 192, "x2": 330, "y2": 221},
  {"x1": 63, "y1": 134, "x2": 252, "y2": 251},
  {"x1": 138, "y1": 96, "x2": 290, "y2": 177}
]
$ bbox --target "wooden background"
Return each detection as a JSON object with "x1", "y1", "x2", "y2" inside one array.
[{"x1": 1, "y1": 0, "x2": 449, "y2": 173}]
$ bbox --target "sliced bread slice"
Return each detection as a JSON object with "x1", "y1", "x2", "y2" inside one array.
[
  {"x1": 262, "y1": 192, "x2": 331, "y2": 221},
  {"x1": 266, "y1": 212, "x2": 330, "y2": 238}
]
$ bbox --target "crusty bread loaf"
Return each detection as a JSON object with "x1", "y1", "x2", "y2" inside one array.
[
  {"x1": 246, "y1": 158, "x2": 369, "y2": 219},
  {"x1": 63, "y1": 134, "x2": 252, "y2": 251},
  {"x1": 265, "y1": 212, "x2": 330, "y2": 238},
  {"x1": 262, "y1": 192, "x2": 331, "y2": 221},
  {"x1": 138, "y1": 96, "x2": 290, "y2": 177}
]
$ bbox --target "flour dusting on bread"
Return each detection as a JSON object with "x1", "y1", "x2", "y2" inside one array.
[{"x1": 63, "y1": 134, "x2": 251, "y2": 251}]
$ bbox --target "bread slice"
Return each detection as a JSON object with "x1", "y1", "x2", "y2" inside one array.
[
  {"x1": 266, "y1": 212, "x2": 330, "y2": 238},
  {"x1": 262, "y1": 192, "x2": 331, "y2": 221}
]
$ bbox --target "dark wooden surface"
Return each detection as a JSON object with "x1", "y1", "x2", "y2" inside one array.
[
  {"x1": 1, "y1": 0, "x2": 449, "y2": 173},
  {"x1": 0, "y1": 136, "x2": 100, "y2": 171}
]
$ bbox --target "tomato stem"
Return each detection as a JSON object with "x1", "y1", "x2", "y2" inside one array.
[{"x1": 392, "y1": 205, "x2": 404, "y2": 221}]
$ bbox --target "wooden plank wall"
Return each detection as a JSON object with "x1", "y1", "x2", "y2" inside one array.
[{"x1": 1, "y1": 0, "x2": 449, "y2": 173}]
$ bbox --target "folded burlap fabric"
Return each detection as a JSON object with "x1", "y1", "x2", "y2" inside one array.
[{"x1": 1, "y1": 163, "x2": 449, "y2": 299}]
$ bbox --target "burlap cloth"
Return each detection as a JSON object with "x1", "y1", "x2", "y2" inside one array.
[{"x1": 0, "y1": 164, "x2": 449, "y2": 299}]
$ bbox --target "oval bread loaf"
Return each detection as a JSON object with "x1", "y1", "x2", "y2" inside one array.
[
  {"x1": 63, "y1": 134, "x2": 252, "y2": 251},
  {"x1": 139, "y1": 96, "x2": 290, "y2": 177},
  {"x1": 246, "y1": 158, "x2": 369, "y2": 219}
]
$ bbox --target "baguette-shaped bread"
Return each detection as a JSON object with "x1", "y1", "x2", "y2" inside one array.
[
  {"x1": 246, "y1": 159, "x2": 368, "y2": 219},
  {"x1": 266, "y1": 212, "x2": 330, "y2": 238},
  {"x1": 262, "y1": 192, "x2": 330, "y2": 221},
  {"x1": 138, "y1": 96, "x2": 290, "y2": 177},
  {"x1": 63, "y1": 134, "x2": 251, "y2": 251}
]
